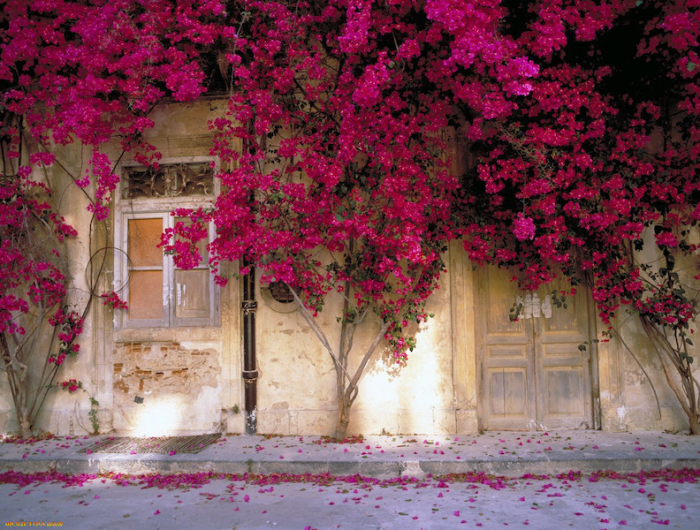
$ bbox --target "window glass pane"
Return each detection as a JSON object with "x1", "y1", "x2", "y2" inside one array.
[
  {"x1": 175, "y1": 216, "x2": 208, "y2": 263},
  {"x1": 175, "y1": 269, "x2": 210, "y2": 319},
  {"x1": 128, "y1": 218, "x2": 163, "y2": 267},
  {"x1": 129, "y1": 270, "x2": 164, "y2": 320}
]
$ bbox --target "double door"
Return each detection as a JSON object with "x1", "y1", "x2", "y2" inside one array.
[{"x1": 476, "y1": 267, "x2": 593, "y2": 431}]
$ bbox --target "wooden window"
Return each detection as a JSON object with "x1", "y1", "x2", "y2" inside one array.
[{"x1": 115, "y1": 159, "x2": 219, "y2": 329}]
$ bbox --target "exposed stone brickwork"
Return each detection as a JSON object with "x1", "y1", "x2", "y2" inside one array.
[{"x1": 113, "y1": 341, "x2": 218, "y2": 397}]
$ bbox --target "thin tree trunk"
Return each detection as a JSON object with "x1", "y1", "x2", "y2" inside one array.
[
  {"x1": 333, "y1": 320, "x2": 390, "y2": 438},
  {"x1": 1, "y1": 333, "x2": 31, "y2": 437},
  {"x1": 335, "y1": 394, "x2": 352, "y2": 440},
  {"x1": 640, "y1": 316, "x2": 699, "y2": 435},
  {"x1": 288, "y1": 275, "x2": 391, "y2": 439},
  {"x1": 336, "y1": 282, "x2": 352, "y2": 439},
  {"x1": 658, "y1": 353, "x2": 700, "y2": 435}
]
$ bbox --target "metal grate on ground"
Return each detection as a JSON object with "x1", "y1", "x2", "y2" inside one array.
[{"x1": 82, "y1": 433, "x2": 221, "y2": 454}]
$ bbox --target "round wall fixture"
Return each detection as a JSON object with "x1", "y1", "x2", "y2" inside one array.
[
  {"x1": 260, "y1": 281, "x2": 298, "y2": 313},
  {"x1": 269, "y1": 281, "x2": 294, "y2": 304}
]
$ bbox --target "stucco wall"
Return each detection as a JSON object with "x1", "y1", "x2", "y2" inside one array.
[
  {"x1": 2, "y1": 99, "x2": 697, "y2": 437},
  {"x1": 601, "y1": 228, "x2": 699, "y2": 433},
  {"x1": 103, "y1": 99, "x2": 244, "y2": 436},
  {"x1": 254, "y1": 264, "x2": 457, "y2": 436},
  {"x1": 0, "y1": 137, "x2": 102, "y2": 435}
]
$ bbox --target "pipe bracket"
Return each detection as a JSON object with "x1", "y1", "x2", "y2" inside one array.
[
  {"x1": 242, "y1": 300, "x2": 258, "y2": 314},
  {"x1": 242, "y1": 369, "x2": 259, "y2": 383}
]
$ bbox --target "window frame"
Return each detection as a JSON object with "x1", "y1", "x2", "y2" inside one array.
[{"x1": 114, "y1": 157, "x2": 220, "y2": 330}]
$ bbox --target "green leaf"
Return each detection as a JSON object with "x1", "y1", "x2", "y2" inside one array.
[
  {"x1": 688, "y1": 62, "x2": 697, "y2": 72},
  {"x1": 635, "y1": 0, "x2": 643, "y2": 6},
  {"x1": 667, "y1": 255, "x2": 675, "y2": 271},
  {"x1": 686, "y1": 339, "x2": 694, "y2": 346},
  {"x1": 578, "y1": 344, "x2": 587, "y2": 351}
]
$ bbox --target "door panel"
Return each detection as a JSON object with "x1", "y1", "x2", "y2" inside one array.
[
  {"x1": 489, "y1": 368, "x2": 529, "y2": 415},
  {"x1": 543, "y1": 367, "x2": 585, "y2": 415},
  {"x1": 477, "y1": 267, "x2": 593, "y2": 431},
  {"x1": 536, "y1": 276, "x2": 592, "y2": 429},
  {"x1": 478, "y1": 267, "x2": 536, "y2": 431}
]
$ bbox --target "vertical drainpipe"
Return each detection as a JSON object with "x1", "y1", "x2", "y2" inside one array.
[{"x1": 242, "y1": 262, "x2": 258, "y2": 434}]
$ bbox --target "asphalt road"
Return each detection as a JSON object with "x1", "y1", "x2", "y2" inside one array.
[{"x1": 1, "y1": 471, "x2": 699, "y2": 530}]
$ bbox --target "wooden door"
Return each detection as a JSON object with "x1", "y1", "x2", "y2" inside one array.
[{"x1": 476, "y1": 267, "x2": 593, "y2": 431}]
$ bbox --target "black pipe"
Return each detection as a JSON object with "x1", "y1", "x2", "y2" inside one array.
[{"x1": 242, "y1": 262, "x2": 258, "y2": 435}]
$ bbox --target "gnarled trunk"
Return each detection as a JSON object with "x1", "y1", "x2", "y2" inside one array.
[{"x1": 335, "y1": 393, "x2": 352, "y2": 440}]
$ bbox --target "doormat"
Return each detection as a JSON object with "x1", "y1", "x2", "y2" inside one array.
[{"x1": 82, "y1": 433, "x2": 221, "y2": 454}]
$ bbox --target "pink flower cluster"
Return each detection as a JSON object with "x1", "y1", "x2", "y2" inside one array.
[
  {"x1": 56, "y1": 379, "x2": 82, "y2": 393},
  {"x1": 47, "y1": 309, "x2": 84, "y2": 365},
  {"x1": 512, "y1": 214, "x2": 536, "y2": 241},
  {"x1": 100, "y1": 292, "x2": 128, "y2": 310}
]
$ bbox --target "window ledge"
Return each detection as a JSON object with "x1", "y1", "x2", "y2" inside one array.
[{"x1": 114, "y1": 326, "x2": 222, "y2": 344}]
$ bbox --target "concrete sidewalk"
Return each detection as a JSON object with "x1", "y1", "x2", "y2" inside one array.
[{"x1": 2, "y1": 430, "x2": 699, "y2": 477}]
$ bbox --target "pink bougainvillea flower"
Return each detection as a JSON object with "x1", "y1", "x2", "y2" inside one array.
[{"x1": 512, "y1": 213, "x2": 536, "y2": 241}]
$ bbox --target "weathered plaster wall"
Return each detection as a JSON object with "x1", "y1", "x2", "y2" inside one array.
[
  {"x1": 351, "y1": 273, "x2": 457, "y2": 435},
  {"x1": 0, "y1": 138, "x2": 102, "y2": 436},
  {"x1": 103, "y1": 99, "x2": 244, "y2": 436},
  {"x1": 255, "y1": 292, "x2": 337, "y2": 435},
  {"x1": 3, "y1": 99, "x2": 696, "y2": 437},
  {"x1": 112, "y1": 340, "x2": 221, "y2": 434},
  {"x1": 606, "y1": 319, "x2": 696, "y2": 433},
  {"x1": 0, "y1": 99, "x2": 243, "y2": 437},
  {"x1": 605, "y1": 228, "x2": 699, "y2": 433},
  {"x1": 254, "y1": 263, "x2": 458, "y2": 436}
]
